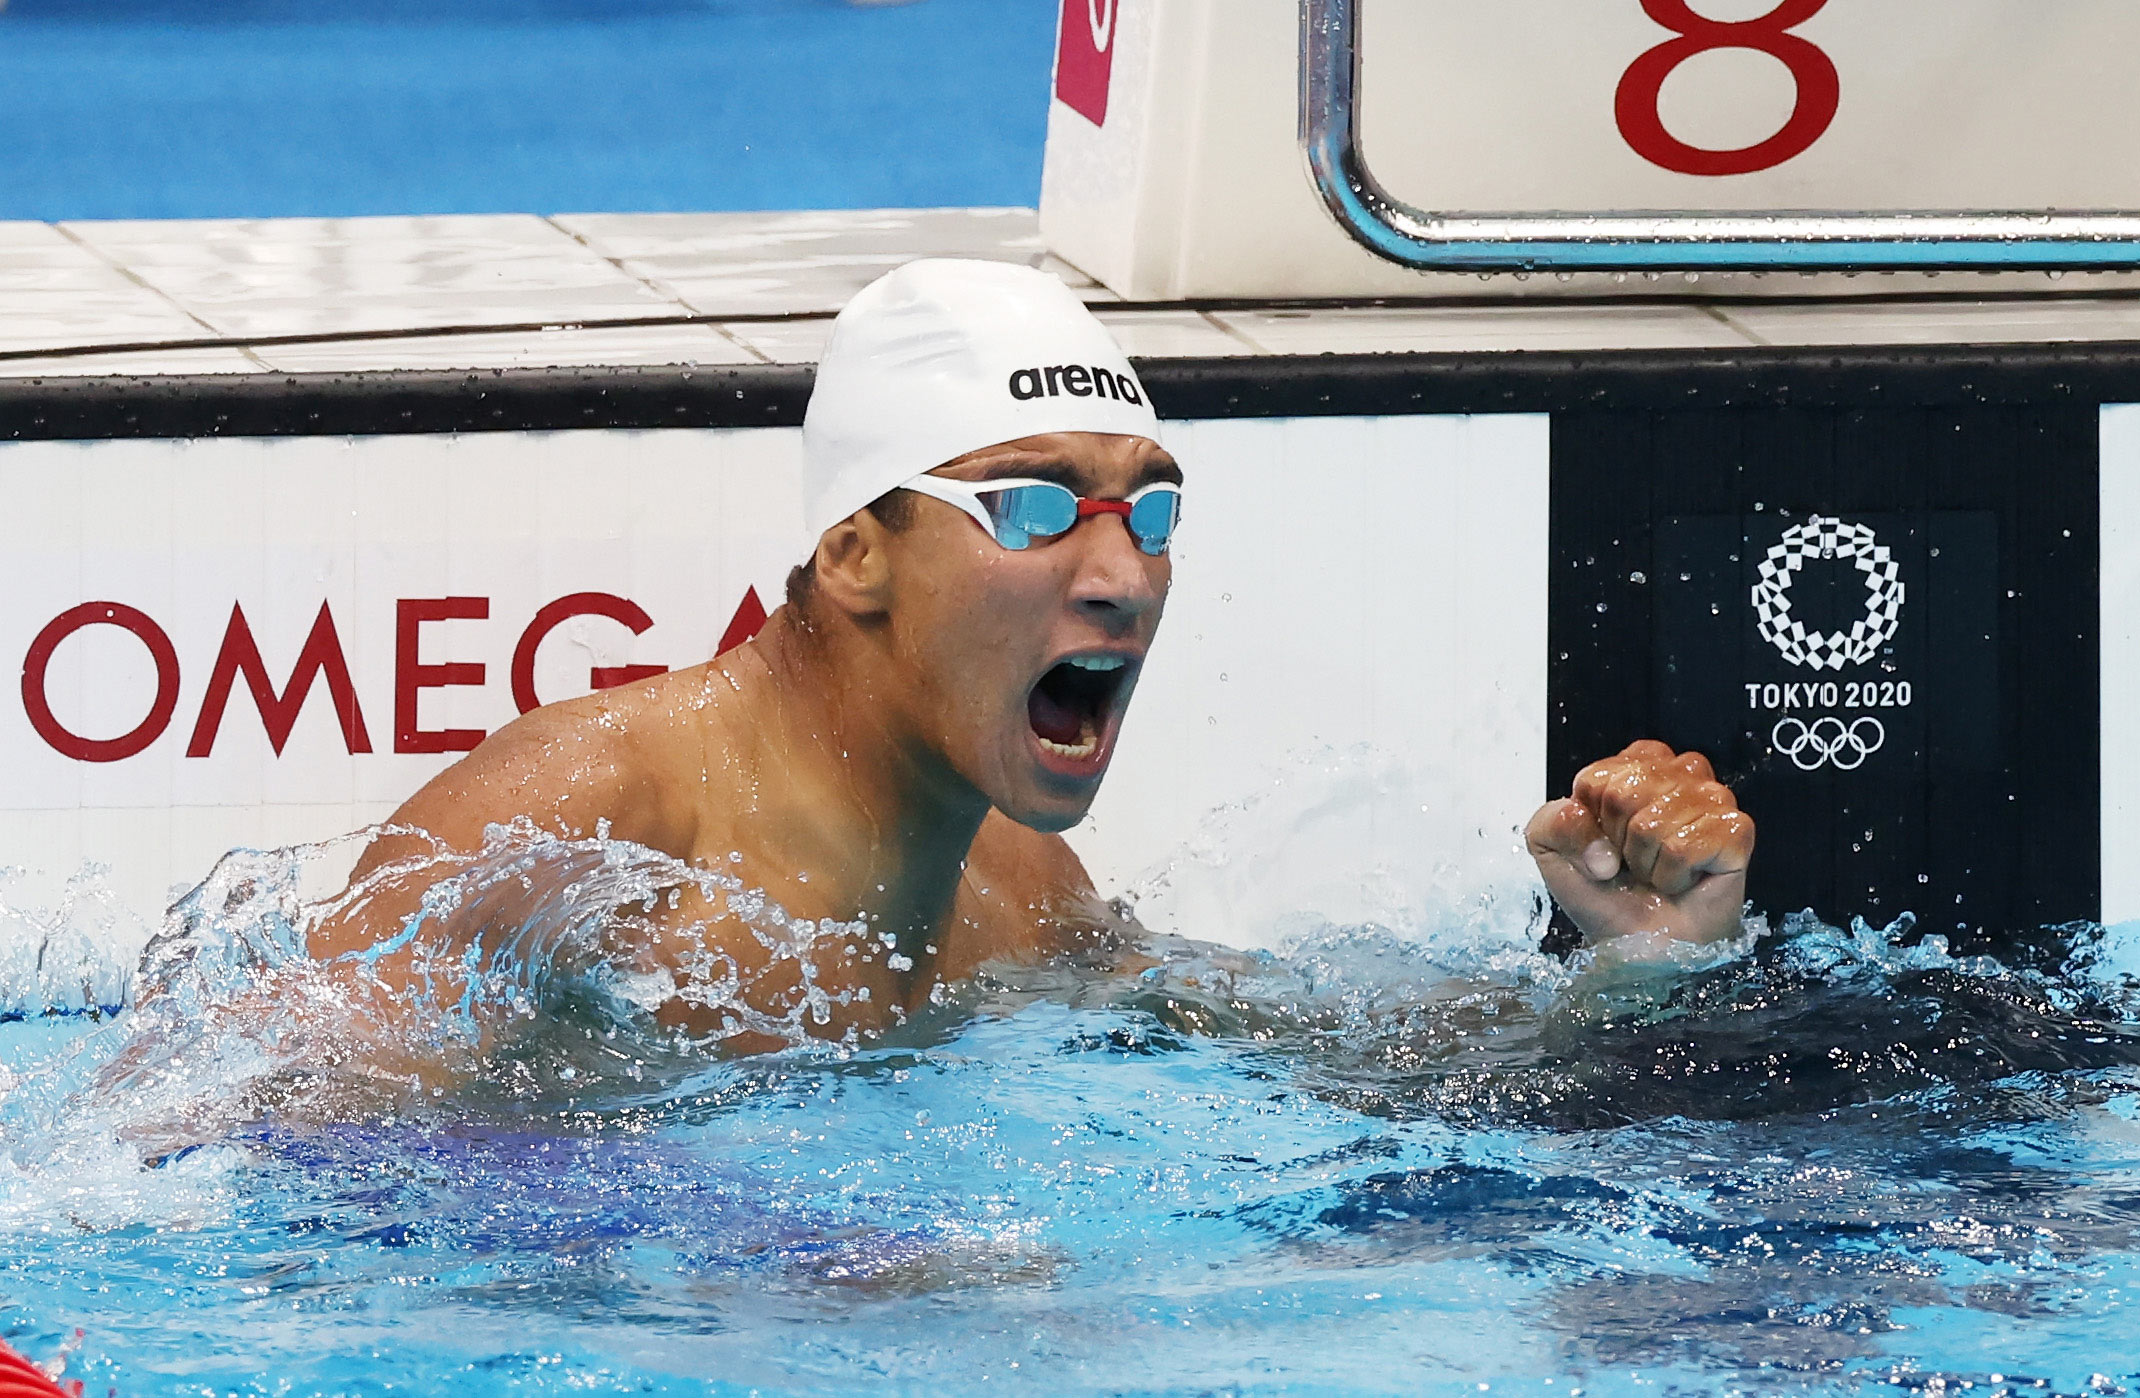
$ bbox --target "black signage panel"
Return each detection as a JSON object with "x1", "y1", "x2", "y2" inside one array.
[{"x1": 1550, "y1": 406, "x2": 2098, "y2": 944}]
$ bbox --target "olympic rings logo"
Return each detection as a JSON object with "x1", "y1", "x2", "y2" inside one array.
[
  {"x1": 1751, "y1": 516, "x2": 1905, "y2": 671},
  {"x1": 1771, "y1": 715, "x2": 1885, "y2": 772}
]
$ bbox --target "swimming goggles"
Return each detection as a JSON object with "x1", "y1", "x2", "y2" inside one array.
[{"x1": 898, "y1": 475, "x2": 1182, "y2": 556}]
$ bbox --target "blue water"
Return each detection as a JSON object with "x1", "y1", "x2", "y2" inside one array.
[
  {"x1": 0, "y1": 0, "x2": 1058, "y2": 220},
  {"x1": 2, "y1": 827, "x2": 2139, "y2": 1395}
]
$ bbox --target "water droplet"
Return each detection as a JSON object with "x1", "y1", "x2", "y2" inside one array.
[{"x1": 1628, "y1": 571, "x2": 1647, "y2": 585}]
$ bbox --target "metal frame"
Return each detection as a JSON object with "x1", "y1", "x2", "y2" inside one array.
[{"x1": 1301, "y1": 0, "x2": 2140, "y2": 273}]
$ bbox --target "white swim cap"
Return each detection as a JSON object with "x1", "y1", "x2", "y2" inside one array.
[{"x1": 801, "y1": 258, "x2": 1161, "y2": 541}]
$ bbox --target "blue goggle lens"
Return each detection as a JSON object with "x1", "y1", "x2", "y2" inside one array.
[
  {"x1": 983, "y1": 484, "x2": 1079, "y2": 550},
  {"x1": 975, "y1": 483, "x2": 1180, "y2": 555},
  {"x1": 1127, "y1": 489, "x2": 1181, "y2": 556}
]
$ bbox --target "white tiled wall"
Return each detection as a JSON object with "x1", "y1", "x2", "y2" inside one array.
[
  {"x1": 9, "y1": 208, "x2": 2140, "y2": 375},
  {"x1": 0, "y1": 428, "x2": 806, "y2": 921},
  {"x1": 1074, "y1": 413, "x2": 1551, "y2": 946},
  {"x1": 2102, "y1": 404, "x2": 2140, "y2": 926},
  {"x1": 555, "y1": 206, "x2": 1094, "y2": 316},
  {"x1": 250, "y1": 324, "x2": 756, "y2": 374},
  {"x1": 0, "y1": 222, "x2": 215, "y2": 353},
  {"x1": 60, "y1": 214, "x2": 684, "y2": 339},
  {"x1": 0, "y1": 416, "x2": 1551, "y2": 951},
  {"x1": 1208, "y1": 303, "x2": 1751, "y2": 355}
]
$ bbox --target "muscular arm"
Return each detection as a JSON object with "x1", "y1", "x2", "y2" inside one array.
[
  {"x1": 95, "y1": 697, "x2": 703, "y2": 1134},
  {"x1": 313, "y1": 688, "x2": 697, "y2": 964},
  {"x1": 1526, "y1": 740, "x2": 1756, "y2": 959},
  {"x1": 164, "y1": 690, "x2": 706, "y2": 1102}
]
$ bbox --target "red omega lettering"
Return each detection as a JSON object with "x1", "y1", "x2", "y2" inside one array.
[
  {"x1": 511, "y1": 593, "x2": 668, "y2": 715},
  {"x1": 187, "y1": 602, "x2": 372, "y2": 757},
  {"x1": 394, "y1": 597, "x2": 490, "y2": 755},
  {"x1": 21, "y1": 602, "x2": 181, "y2": 763}
]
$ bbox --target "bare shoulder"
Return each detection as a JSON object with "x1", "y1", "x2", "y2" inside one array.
[
  {"x1": 376, "y1": 666, "x2": 717, "y2": 864},
  {"x1": 957, "y1": 812, "x2": 1114, "y2": 959},
  {"x1": 967, "y1": 813, "x2": 1093, "y2": 898},
  {"x1": 317, "y1": 668, "x2": 719, "y2": 964}
]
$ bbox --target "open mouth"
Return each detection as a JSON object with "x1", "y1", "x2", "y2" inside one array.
[{"x1": 1026, "y1": 654, "x2": 1132, "y2": 773}]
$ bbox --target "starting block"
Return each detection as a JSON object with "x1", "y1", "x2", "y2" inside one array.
[{"x1": 1044, "y1": 0, "x2": 2140, "y2": 294}]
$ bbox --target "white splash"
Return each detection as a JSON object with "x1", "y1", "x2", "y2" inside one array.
[{"x1": 1111, "y1": 744, "x2": 1548, "y2": 955}]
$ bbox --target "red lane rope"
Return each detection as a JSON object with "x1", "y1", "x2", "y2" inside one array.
[{"x1": 0, "y1": 1339, "x2": 80, "y2": 1398}]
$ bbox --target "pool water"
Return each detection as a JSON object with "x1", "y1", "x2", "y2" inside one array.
[
  {"x1": 2, "y1": 826, "x2": 2139, "y2": 1396},
  {"x1": 0, "y1": 0, "x2": 1057, "y2": 220}
]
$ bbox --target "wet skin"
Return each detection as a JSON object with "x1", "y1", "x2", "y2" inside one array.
[
  {"x1": 1527, "y1": 740, "x2": 1758, "y2": 957},
  {"x1": 313, "y1": 432, "x2": 1177, "y2": 1052},
  {"x1": 312, "y1": 432, "x2": 1755, "y2": 1061}
]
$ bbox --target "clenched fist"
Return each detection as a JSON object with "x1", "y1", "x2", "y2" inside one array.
[{"x1": 1526, "y1": 740, "x2": 1756, "y2": 952}]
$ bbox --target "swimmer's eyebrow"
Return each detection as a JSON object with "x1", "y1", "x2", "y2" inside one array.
[
  {"x1": 971, "y1": 454, "x2": 1185, "y2": 492},
  {"x1": 971, "y1": 457, "x2": 1081, "y2": 486},
  {"x1": 1134, "y1": 456, "x2": 1186, "y2": 488}
]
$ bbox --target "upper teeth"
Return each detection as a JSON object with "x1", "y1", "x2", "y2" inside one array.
[{"x1": 1068, "y1": 656, "x2": 1127, "y2": 672}]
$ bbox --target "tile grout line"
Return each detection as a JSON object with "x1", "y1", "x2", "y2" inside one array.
[
  {"x1": 709, "y1": 326, "x2": 775, "y2": 367},
  {"x1": 709, "y1": 325, "x2": 784, "y2": 366},
  {"x1": 0, "y1": 312, "x2": 834, "y2": 364},
  {"x1": 1700, "y1": 302, "x2": 1773, "y2": 348},
  {"x1": 52, "y1": 220, "x2": 229, "y2": 342},
  {"x1": 1194, "y1": 309, "x2": 1273, "y2": 355},
  {"x1": 536, "y1": 215, "x2": 772, "y2": 364},
  {"x1": 539, "y1": 215, "x2": 696, "y2": 314}
]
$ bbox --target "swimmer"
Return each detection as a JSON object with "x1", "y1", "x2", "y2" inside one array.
[{"x1": 309, "y1": 259, "x2": 1754, "y2": 1058}]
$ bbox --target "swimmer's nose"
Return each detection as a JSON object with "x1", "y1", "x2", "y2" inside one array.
[{"x1": 1066, "y1": 510, "x2": 1165, "y2": 621}]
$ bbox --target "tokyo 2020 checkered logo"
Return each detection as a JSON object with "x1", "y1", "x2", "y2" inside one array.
[{"x1": 1751, "y1": 516, "x2": 1905, "y2": 671}]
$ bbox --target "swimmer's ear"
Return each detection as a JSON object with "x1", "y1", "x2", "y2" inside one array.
[{"x1": 812, "y1": 511, "x2": 895, "y2": 620}]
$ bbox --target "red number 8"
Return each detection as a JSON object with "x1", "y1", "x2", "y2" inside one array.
[{"x1": 1615, "y1": 0, "x2": 1840, "y2": 177}]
